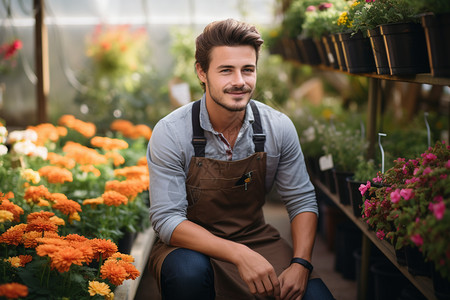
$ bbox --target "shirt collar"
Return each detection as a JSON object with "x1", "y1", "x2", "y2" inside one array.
[{"x1": 199, "y1": 94, "x2": 255, "y2": 134}]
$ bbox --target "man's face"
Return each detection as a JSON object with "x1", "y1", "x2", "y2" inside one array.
[{"x1": 197, "y1": 45, "x2": 257, "y2": 112}]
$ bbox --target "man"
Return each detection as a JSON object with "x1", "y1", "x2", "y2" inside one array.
[{"x1": 147, "y1": 18, "x2": 334, "y2": 300}]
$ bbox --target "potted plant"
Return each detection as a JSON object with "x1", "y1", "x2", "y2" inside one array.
[
  {"x1": 334, "y1": 0, "x2": 376, "y2": 73},
  {"x1": 410, "y1": 0, "x2": 450, "y2": 77}
]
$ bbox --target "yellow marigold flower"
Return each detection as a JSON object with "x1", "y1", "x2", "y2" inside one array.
[
  {"x1": 22, "y1": 168, "x2": 41, "y2": 184},
  {"x1": 50, "y1": 215, "x2": 65, "y2": 226},
  {"x1": 0, "y1": 210, "x2": 14, "y2": 223},
  {"x1": 351, "y1": 1, "x2": 359, "y2": 8},
  {"x1": 79, "y1": 164, "x2": 101, "y2": 177},
  {"x1": 83, "y1": 197, "x2": 104, "y2": 208},
  {"x1": 37, "y1": 199, "x2": 50, "y2": 207},
  {"x1": 69, "y1": 212, "x2": 81, "y2": 224},
  {"x1": 0, "y1": 283, "x2": 28, "y2": 299},
  {"x1": 5, "y1": 256, "x2": 21, "y2": 267},
  {"x1": 88, "y1": 281, "x2": 111, "y2": 296},
  {"x1": 106, "y1": 292, "x2": 115, "y2": 300},
  {"x1": 38, "y1": 166, "x2": 73, "y2": 184}
]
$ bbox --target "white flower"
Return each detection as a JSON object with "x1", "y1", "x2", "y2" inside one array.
[
  {"x1": 8, "y1": 129, "x2": 38, "y2": 143},
  {"x1": 303, "y1": 126, "x2": 316, "y2": 143},
  {"x1": 31, "y1": 146, "x2": 48, "y2": 160},
  {"x1": 13, "y1": 140, "x2": 36, "y2": 155},
  {"x1": 0, "y1": 126, "x2": 8, "y2": 144},
  {"x1": 0, "y1": 144, "x2": 8, "y2": 156}
]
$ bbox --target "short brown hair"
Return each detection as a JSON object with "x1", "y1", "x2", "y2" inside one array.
[{"x1": 195, "y1": 19, "x2": 264, "y2": 85}]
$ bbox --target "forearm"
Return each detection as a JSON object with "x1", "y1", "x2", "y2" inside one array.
[
  {"x1": 290, "y1": 212, "x2": 318, "y2": 261},
  {"x1": 170, "y1": 220, "x2": 246, "y2": 264}
]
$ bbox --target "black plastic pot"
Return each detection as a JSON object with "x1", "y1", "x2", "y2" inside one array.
[
  {"x1": 346, "y1": 177, "x2": 365, "y2": 217},
  {"x1": 332, "y1": 169, "x2": 354, "y2": 205},
  {"x1": 331, "y1": 33, "x2": 347, "y2": 71},
  {"x1": 314, "y1": 38, "x2": 330, "y2": 66},
  {"x1": 339, "y1": 31, "x2": 376, "y2": 73},
  {"x1": 322, "y1": 35, "x2": 339, "y2": 69},
  {"x1": 405, "y1": 246, "x2": 432, "y2": 277},
  {"x1": 367, "y1": 27, "x2": 390, "y2": 75},
  {"x1": 380, "y1": 22, "x2": 430, "y2": 75},
  {"x1": 298, "y1": 37, "x2": 322, "y2": 65},
  {"x1": 421, "y1": 12, "x2": 450, "y2": 77},
  {"x1": 371, "y1": 261, "x2": 408, "y2": 300}
]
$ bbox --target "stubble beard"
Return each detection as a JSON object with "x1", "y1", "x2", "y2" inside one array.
[{"x1": 207, "y1": 82, "x2": 254, "y2": 112}]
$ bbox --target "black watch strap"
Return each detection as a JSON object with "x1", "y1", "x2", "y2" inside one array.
[{"x1": 290, "y1": 257, "x2": 313, "y2": 272}]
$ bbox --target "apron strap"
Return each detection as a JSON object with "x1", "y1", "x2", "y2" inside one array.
[
  {"x1": 250, "y1": 101, "x2": 266, "y2": 153},
  {"x1": 191, "y1": 100, "x2": 266, "y2": 157},
  {"x1": 192, "y1": 100, "x2": 206, "y2": 157}
]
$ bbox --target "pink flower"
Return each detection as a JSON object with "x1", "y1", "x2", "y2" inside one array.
[
  {"x1": 318, "y1": 3, "x2": 333, "y2": 10},
  {"x1": 423, "y1": 167, "x2": 432, "y2": 175},
  {"x1": 410, "y1": 234, "x2": 423, "y2": 247},
  {"x1": 390, "y1": 189, "x2": 401, "y2": 204},
  {"x1": 429, "y1": 202, "x2": 446, "y2": 220},
  {"x1": 434, "y1": 195, "x2": 443, "y2": 203},
  {"x1": 400, "y1": 189, "x2": 414, "y2": 201},
  {"x1": 372, "y1": 176, "x2": 382, "y2": 183},
  {"x1": 376, "y1": 230, "x2": 385, "y2": 240},
  {"x1": 422, "y1": 153, "x2": 437, "y2": 164},
  {"x1": 306, "y1": 5, "x2": 316, "y2": 11},
  {"x1": 366, "y1": 0, "x2": 375, "y2": 2},
  {"x1": 440, "y1": 174, "x2": 447, "y2": 180},
  {"x1": 413, "y1": 168, "x2": 420, "y2": 176},
  {"x1": 445, "y1": 160, "x2": 450, "y2": 169},
  {"x1": 359, "y1": 181, "x2": 371, "y2": 196}
]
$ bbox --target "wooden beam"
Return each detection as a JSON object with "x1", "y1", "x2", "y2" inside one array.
[{"x1": 34, "y1": 0, "x2": 49, "y2": 124}]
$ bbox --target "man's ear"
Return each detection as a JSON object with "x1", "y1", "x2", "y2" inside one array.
[{"x1": 195, "y1": 63, "x2": 207, "y2": 84}]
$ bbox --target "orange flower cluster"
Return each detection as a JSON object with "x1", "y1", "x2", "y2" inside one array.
[
  {"x1": 24, "y1": 185, "x2": 51, "y2": 204},
  {"x1": 137, "y1": 156, "x2": 148, "y2": 166},
  {"x1": 100, "y1": 252, "x2": 140, "y2": 286},
  {"x1": 102, "y1": 191, "x2": 128, "y2": 206},
  {"x1": 50, "y1": 193, "x2": 82, "y2": 216},
  {"x1": 58, "y1": 115, "x2": 96, "y2": 138},
  {"x1": 79, "y1": 164, "x2": 101, "y2": 177},
  {"x1": 38, "y1": 166, "x2": 73, "y2": 184},
  {"x1": 0, "y1": 282, "x2": 28, "y2": 299},
  {"x1": 63, "y1": 141, "x2": 107, "y2": 165},
  {"x1": 4, "y1": 255, "x2": 32, "y2": 267},
  {"x1": 47, "y1": 152, "x2": 76, "y2": 169},
  {"x1": 27, "y1": 123, "x2": 67, "y2": 146},
  {"x1": 91, "y1": 136, "x2": 128, "y2": 151},
  {"x1": 82, "y1": 197, "x2": 104, "y2": 208},
  {"x1": 105, "y1": 151, "x2": 125, "y2": 167},
  {"x1": 105, "y1": 179, "x2": 148, "y2": 200},
  {"x1": 0, "y1": 196, "x2": 24, "y2": 222},
  {"x1": 110, "y1": 119, "x2": 152, "y2": 140},
  {"x1": 114, "y1": 165, "x2": 148, "y2": 181}
]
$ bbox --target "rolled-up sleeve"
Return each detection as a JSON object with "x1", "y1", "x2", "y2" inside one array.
[
  {"x1": 273, "y1": 114, "x2": 318, "y2": 220},
  {"x1": 147, "y1": 119, "x2": 189, "y2": 244}
]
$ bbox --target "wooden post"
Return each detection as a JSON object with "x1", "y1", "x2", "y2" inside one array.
[{"x1": 34, "y1": 0, "x2": 49, "y2": 124}]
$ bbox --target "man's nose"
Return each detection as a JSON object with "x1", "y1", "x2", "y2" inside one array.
[{"x1": 231, "y1": 71, "x2": 245, "y2": 87}]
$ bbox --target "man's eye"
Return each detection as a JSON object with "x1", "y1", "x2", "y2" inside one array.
[
  {"x1": 243, "y1": 68, "x2": 255, "y2": 73},
  {"x1": 220, "y1": 69, "x2": 231, "y2": 73}
]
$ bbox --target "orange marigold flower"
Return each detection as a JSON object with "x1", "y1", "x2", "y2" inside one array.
[
  {"x1": 0, "y1": 282, "x2": 28, "y2": 299},
  {"x1": 0, "y1": 224, "x2": 27, "y2": 246},
  {"x1": 105, "y1": 179, "x2": 148, "y2": 199},
  {"x1": 100, "y1": 259, "x2": 129, "y2": 286},
  {"x1": 102, "y1": 191, "x2": 128, "y2": 207},
  {"x1": 52, "y1": 197, "x2": 81, "y2": 216},
  {"x1": 117, "y1": 260, "x2": 140, "y2": 280},
  {"x1": 24, "y1": 185, "x2": 51, "y2": 204},
  {"x1": 26, "y1": 216, "x2": 58, "y2": 233},
  {"x1": 88, "y1": 281, "x2": 111, "y2": 296},
  {"x1": 89, "y1": 238, "x2": 118, "y2": 260},
  {"x1": 137, "y1": 156, "x2": 148, "y2": 166},
  {"x1": 63, "y1": 141, "x2": 107, "y2": 165},
  {"x1": 50, "y1": 192, "x2": 68, "y2": 202},
  {"x1": 19, "y1": 255, "x2": 33, "y2": 266},
  {"x1": 27, "y1": 123, "x2": 63, "y2": 146},
  {"x1": 27, "y1": 211, "x2": 54, "y2": 222},
  {"x1": 65, "y1": 233, "x2": 89, "y2": 243},
  {"x1": 82, "y1": 197, "x2": 104, "y2": 208},
  {"x1": 114, "y1": 165, "x2": 148, "y2": 180},
  {"x1": 134, "y1": 124, "x2": 152, "y2": 140},
  {"x1": 59, "y1": 115, "x2": 96, "y2": 138},
  {"x1": 50, "y1": 246, "x2": 85, "y2": 273},
  {"x1": 110, "y1": 119, "x2": 133, "y2": 133},
  {"x1": 91, "y1": 136, "x2": 128, "y2": 151},
  {"x1": 110, "y1": 252, "x2": 134, "y2": 263},
  {"x1": 69, "y1": 241, "x2": 94, "y2": 264},
  {"x1": 23, "y1": 231, "x2": 60, "y2": 248},
  {"x1": 56, "y1": 126, "x2": 68, "y2": 137},
  {"x1": 47, "y1": 152, "x2": 76, "y2": 169},
  {"x1": 38, "y1": 166, "x2": 73, "y2": 184},
  {"x1": 105, "y1": 151, "x2": 125, "y2": 167},
  {"x1": 79, "y1": 164, "x2": 101, "y2": 177},
  {"x1": 0, "y1": 199, "x2": 23, "y2": 223},
  {"x1": 0, "y1": 191, "x2": 14, "y2": 200},
  {"x1": 36, "y1": 244, "x2": 60, "y2": 257}
]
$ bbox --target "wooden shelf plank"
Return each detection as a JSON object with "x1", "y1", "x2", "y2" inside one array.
[{"x1": 313, "y1": 178, "x2": 437, "y2": 300}]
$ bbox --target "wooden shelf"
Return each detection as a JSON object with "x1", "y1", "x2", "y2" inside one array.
[
  {"x1": 315, "y1": 65, "x2": 450, "y2": 86},
  {"x1": 313, "y1": 178, "x2": 437, "y2": 300}
]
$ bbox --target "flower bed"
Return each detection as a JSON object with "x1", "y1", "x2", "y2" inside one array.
[{"x1": 0, "y1": 116, "x2": 152, "y2": 299}]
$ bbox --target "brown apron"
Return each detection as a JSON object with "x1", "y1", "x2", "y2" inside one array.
[{"x1": 149, "y1": 101, "x2": 301, "y2": 299}]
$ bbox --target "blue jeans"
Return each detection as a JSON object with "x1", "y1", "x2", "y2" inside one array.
[{"x1": 161, "y1": 248, "x2": 335, "y2": 300}]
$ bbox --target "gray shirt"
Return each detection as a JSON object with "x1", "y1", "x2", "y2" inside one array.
[{"x1": 147, "y1": 95, "x2": 318, "y2": 244}]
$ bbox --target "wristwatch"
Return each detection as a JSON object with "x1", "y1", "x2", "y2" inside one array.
[{"x1": 290, "y1": 257, "x2": 313, "y2": 272}]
